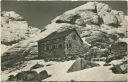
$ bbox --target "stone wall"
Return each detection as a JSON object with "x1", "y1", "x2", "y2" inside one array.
[
  {"x1": 64, "y1": 31, "x2": 85, "y2": 56},
  {"x1": 38, "y1": 37, "x2": 65, "y2": 58}
]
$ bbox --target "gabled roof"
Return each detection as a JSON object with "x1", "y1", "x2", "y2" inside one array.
[{"x1": 38, "y1": 28, "x2": 83, "y2": 43}]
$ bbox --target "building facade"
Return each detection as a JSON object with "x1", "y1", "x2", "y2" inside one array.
[{"x1": 38, "y1": 28, "x2": 85, "y2": 59}]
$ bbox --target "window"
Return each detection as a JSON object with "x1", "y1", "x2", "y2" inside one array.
[
  {"x1": 59, "y1": 43, "x2": 63, "y2": 48},
  {"x1": 67, "y1": 43, "x2": 72, "y2": 48},
  {"x1": 55, "y1": 44, "x2": 58, "y2": 48},
  {"x1": 52, "y1": 45, "x2": 55, "y2": 49},
  {"x1": 69, "y1": 43, "x2": 72, "y2": 48},
  {"x1": 49, "y1": 45, "x2": 52, "y2": 50}
]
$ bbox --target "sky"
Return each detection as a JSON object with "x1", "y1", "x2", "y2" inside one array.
[{"x1": 1, "y1": 1, "x2": 127, "y2": 29}]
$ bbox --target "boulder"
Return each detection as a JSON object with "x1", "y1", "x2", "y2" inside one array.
[
  {"x1": 86, "y1": 24, "x2": 100, "y2": 30},
  {"x1": 15, "y1": 71, "x2": 40, "y2": 81},
  {"x1": 8, "y1": 75, "x2": 17, "y2": 81},
  {"x1": 75, "y1": 11, "x2": 100, "y2": 25},
  {"x1": 8, "y1": 70, "x2": 51, "y2": 81},
  {"x1": 52, "y1": 2, "x2": 104, "y2": 25},
  {"x1": 110, "y1": 61, "x2": 127, "y2": 74},
  {"x1": 39, "y1": 70, "x2": 51, "y2": 80},
  {"x1": 64, "y1": 2, "x2": 97, "y2": 15},
  {"x1": 102, "y1": 13, "x2": 118, "y2": 26},
  {"x1": 75, "y1": 18, "x2": 86, "y2": 26},
  {"x1": 80, "y1": 25, "x2": 100, "y2": 37},
  {"x1": 110, "y1": 10, "x2": 125, "y2": 25},
  {"x1": 100, "y1": 24, "x2": 127, "y2": 38},
  {"x1": 81, "y1": 31, "x2": 92, "y2": 37},
  {"x1": 84, "y1": 31, "x2": 110, "y2": 45},
  {"x1": 53, "y1": 11, "x2": 101, "y2": 26},
  {"x1": 96, "y1": 3, "x2": 112, "y2": 17},
  {"x1": 30, "y1": 63, "x2": 44, "y2": 70},
  {"x1": 86, "y1": 46, "x2": 106, "y2": 58},
  {"x1": 110, "y1": 42, "x2": 127, "y2": 55},
  {"x1": 78, "y1": 2, "x2": 97, "y2": 11},
  {"x1": 52, "y1": 14, "x2": 80, "y2": 24},
  {"x1": 1, "y1": 11, "x2": 24, "y2": 21}
]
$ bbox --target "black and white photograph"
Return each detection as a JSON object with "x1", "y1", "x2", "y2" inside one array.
[{"x1": 1, "y1": 0, "x2": 128, "y2": 82}]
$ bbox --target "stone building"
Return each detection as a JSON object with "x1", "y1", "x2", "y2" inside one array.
[{"x1": 38, "y1": 28, "x2": 85, "y2": 59}]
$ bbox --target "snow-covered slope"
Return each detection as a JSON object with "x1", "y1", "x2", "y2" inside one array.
[{"x1": 1, "y1": 60, "x2": 127, "y2": 81}]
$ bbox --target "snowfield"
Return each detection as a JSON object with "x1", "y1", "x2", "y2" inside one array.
[{"x1": 1, "y1": 59, "x2": 127, "y2": 81}]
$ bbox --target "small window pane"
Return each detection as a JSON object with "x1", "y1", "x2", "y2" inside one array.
[
  {"x1": 69, "y1": 43, "x2": 72, "y2": 48},
  {"x1": 59, "y1": 43, "x2": 63, "y2": 48},
  {"x1": 52, "y1": 45, "x2": 55, "y2": 49},
  {"x1": 55, "y1": 44, "x2": 57, "y2": 48},
  {"x1": 49, "y1": 45, "x2": 52, "y2": 50}
]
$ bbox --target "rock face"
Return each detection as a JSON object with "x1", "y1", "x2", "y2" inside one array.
[
  {"x1": 1, "y1": 2, "x2": 127, "y2": 70},
  {"x1": 110, "y1": 60, "x2": 127, "y2": 74},
  {"x1": 1, "y1": 11, "x2": 41, "y2": 56},
  {"x1": 102, "y1": 13, "x2": 118, "y2": 26},
  {"x1": 75, "y1": 11, "x2": 100, "y2": 25},
  {"x1": 1, "y1": 11, "x2": 41, "y2": 45},
  {"x1": 96, "y1": 3, "x2": 111, "y2": 16},
  {"x1": 110, "y1": 10, "x2": 125, "y2": 25},
  {"x1": 8, "y1": 70, "x2": 51, "y2": 81}
]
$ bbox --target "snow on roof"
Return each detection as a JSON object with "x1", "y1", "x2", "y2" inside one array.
[{"x1": 39, "y1": 28, "x2": 76, "y2": 42}]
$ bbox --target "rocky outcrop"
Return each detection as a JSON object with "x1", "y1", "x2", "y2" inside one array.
[
  {"x1": 75, "y1": 11, "x2": 100, "y2": 25},
  {"x1": 53, "y1": 2, "x2": 125, "y2": 27},
  {"x1": 1, "y1": 11, "x2": 41, "y2": 45},
  {"x1": 1, "y1": 11, "x2": 41, "y2": 58},
  {"x1": 1, "y1": 11, "x2": 24, "y2": 21},
  {"x1": 110, "y1": 60, "x2": 127, "y2": 74},
  {"x1": 102, "y1": 13, "x2": 118, "y2": 26},
  {"x1": 110, "y1": 10, "x2": 125, "y2": 25},
  {"x1": 8, "y1": 70, "x2": 51, "y2": 81},
  {"x1": 96, "y1": 3, "x2": 111, "y2": 16}
]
